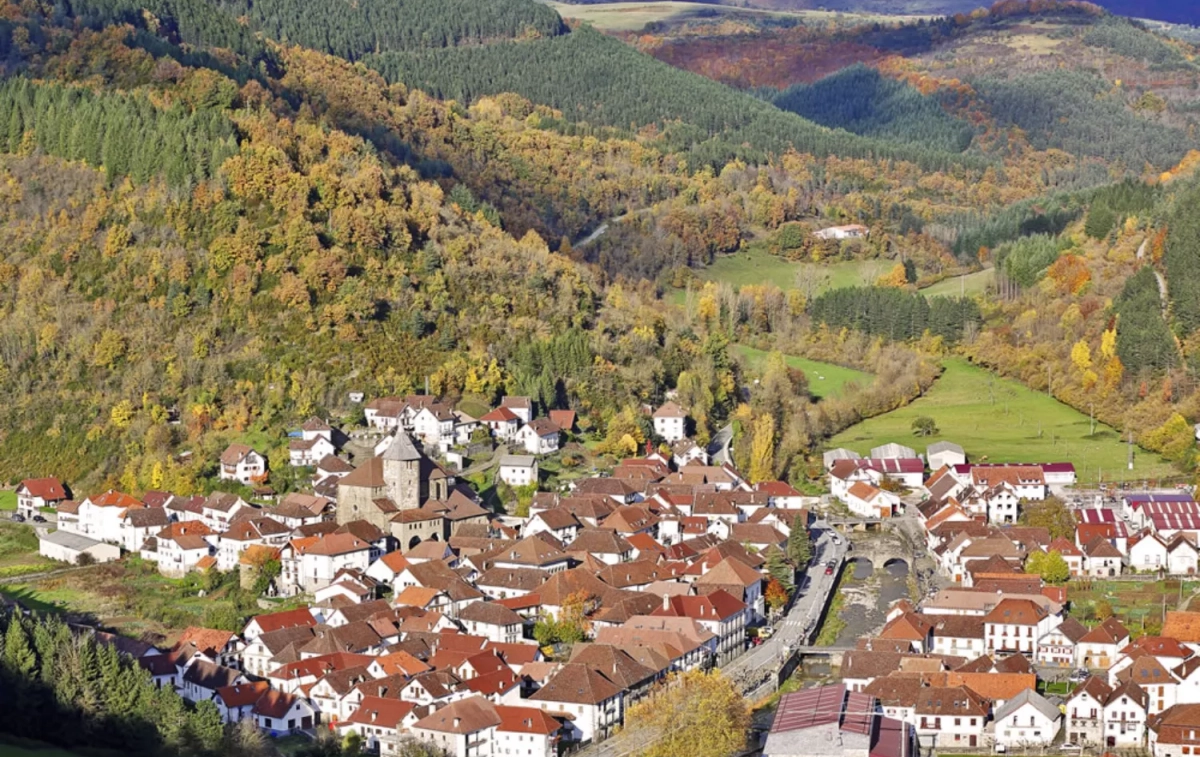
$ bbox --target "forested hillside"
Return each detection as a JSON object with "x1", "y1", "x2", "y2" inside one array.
[
  {"x1": 770, "y1": 64, "x2": 974, "y2": 152},
  {"x1": 973, "y1": 70, "x2": 1191, "y2": 169},
  {"x1": 365, "y1": 26, "x2": 975, "y2": 171},
  {"x1": 64, "y1": 0, "x2": 565, "y2": 61}
]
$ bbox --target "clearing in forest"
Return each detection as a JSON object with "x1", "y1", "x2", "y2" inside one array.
[{"x1": 734, "y1": 345, "x2": 872, "y2": 399}]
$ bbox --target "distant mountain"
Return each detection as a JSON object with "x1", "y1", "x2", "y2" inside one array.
[{"x1": 557, "y1": 0, "x2": 1200, "y2": 26}]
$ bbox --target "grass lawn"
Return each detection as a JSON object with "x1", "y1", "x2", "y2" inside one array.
[
  {"x1": 734, "y1": 345, "x2": 873, "y2": 400},
  {"x1": 0, "y1": 521, "x2": 52, "y2": 574},
  {"x1": 829, "y1": 358, "x2": 1177, "y2": 484},
  {"x1": 920, "y1": 268, "x2": 994, "y2": 298},
  {"x1": 456, "y1": 396, "x2": 492, "y2": 419},
  {"x1": 235, "y1": 428, "x2": 276, "y2": 451},
  {"x1": 0, "y1": 491, "x2": 15, "y2": 511}
]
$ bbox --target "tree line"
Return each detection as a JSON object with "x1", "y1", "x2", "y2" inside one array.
[
  {"x1": 0, "y1": 77, "x2": 236, "y2": 186},
  {"x1": 0, "y1": 611, "x2": 225, "y2": 757},
  {"x1": 807, "y1": 286, "x2": 981, "y2": 344}
]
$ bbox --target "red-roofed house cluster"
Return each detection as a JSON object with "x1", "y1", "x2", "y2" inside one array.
[
  {"x1": 17, "y1": 398, "x2": 830, "y2": 755},
  {"x1": 818, "y1": 441, "x2": 1200, "y2": 756}
]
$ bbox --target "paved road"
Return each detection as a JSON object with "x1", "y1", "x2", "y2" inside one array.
[
  {"x1": 709, "y1": 425, "x2": 733, "y2": 466},
  {"x1": 723, "y1": 524, "x2": 846, "y2": 683},
  {"x1": 575, "y1": 523, "x2": 849, "y2": 757}
]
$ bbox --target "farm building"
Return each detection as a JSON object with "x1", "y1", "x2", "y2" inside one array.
[
  {"x1": 926, "y1": 441, "x2": 966, "y2": 470},
  {"x1": 813, "y1": 224, "x2": 869, "y2": 241},
  {"x1": 39, "y1": 530, "x2": 120, "y2": 564}
]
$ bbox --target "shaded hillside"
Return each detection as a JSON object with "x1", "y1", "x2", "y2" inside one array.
[{"x1": 770, "y1": 64, "x2": 974, "y2": 152}]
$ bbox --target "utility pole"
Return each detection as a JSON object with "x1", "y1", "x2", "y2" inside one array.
[
  {"x1": 1089, "y1": 402, "x2": 1095, "y2": 437},
  {"x1": 1047, "y1": 365, "x2": 1052, "y2": 397},
  {"x1": 1128, "y1": 431, "x2": 1134, "y2": 471}
]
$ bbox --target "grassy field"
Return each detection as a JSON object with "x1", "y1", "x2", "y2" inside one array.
[
  {"x1": 0, "y1": 559, "x2": 250, "y2": 642},
  {"x1": 734, "y1": 345, "x2": 873, "y2": 399},
  {"x1": 0, "y1": 491, "x2": 15, "y2": 511},
  {"x1": 540, "y1": 1, "x2": 932, "y2": 31},
  {"x1": 670, "y1": 247, "x2": 885, "y2": 306},
  {"x1": 0, "y1": 521, "x2": 52, "y2": 575},
  {"x1": 829, "y1": 358, "x2": 1177, "y2": 483},
  {"x1": 920, "y1": 268, "x2": 994, "y2": 298}
]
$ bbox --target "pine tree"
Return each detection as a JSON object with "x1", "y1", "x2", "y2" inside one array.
[
  {"x1": 765, "y1": 548, "x2": 794, "y2": 591},
  {"x1": 787, "y1": 515, "x2": 812, "y2": 567},
  {"x1": 3, "y1": 616, "x2": 37, "y2": 677}
]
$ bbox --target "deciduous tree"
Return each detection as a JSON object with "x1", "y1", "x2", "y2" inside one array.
[
  {"x1": 625, "y1": 670, "x2": 749, "y2": 757},
  {"x1": 1019, "y1": 496, "x2": 1075, "y2": 540}
]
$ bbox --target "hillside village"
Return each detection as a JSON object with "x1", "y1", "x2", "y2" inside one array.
[{"x1": 11, "y1": 392, "x2": 1200, "y2": 757}]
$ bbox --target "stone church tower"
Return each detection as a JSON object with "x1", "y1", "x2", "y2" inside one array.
[{"x1": 382, "y1": 430, "x2": 424, "y2": 510}]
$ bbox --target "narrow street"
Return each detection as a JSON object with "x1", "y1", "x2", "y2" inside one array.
[{"x1": 577, "y1": 523, "x2": 848, "y2": 757}]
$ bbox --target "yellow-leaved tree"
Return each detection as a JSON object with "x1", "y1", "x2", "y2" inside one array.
[
  {"x1": 1070, "y1": 339, "x2": 1092, "y2": 374},
  {"x1": 625, "y1": 670, "x2": 749, "y2": 757},
  {"x1": 748, "y1": 413, "x2": 777, "y2": 484}
]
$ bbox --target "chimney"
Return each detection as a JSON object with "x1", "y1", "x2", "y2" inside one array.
[
  {"x1": 662, "y1": 594, "x2": 670, "y2": 611},
  {"x1": 453, "y1": 717, "x2": 461, "y2": 729},
  {"x1": 371, "y1": 712, "x2": 377, "y2": 723}
]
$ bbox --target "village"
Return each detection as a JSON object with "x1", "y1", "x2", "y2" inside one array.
[{"x1": 9, "y1": 393, "x2": 1200, "y2": 757}]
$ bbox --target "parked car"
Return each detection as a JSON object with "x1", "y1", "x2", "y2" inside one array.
[
  {"x1": 32, "y1": 515, "x2": 46, "y2": 523},
  {"x1": 1069, "y1": 669, "x2": 1089, "y2": 682},
  {"x1": 11, "y1": 513, "x2": 25, "y2": 522},
  {"x1": 824, "y1": 565, "x2": 834, "y2": 575}
]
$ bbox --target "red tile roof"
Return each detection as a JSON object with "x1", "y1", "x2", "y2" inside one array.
[{"x1": 19, "y1": 477, "x2": 67, "y2": 501}]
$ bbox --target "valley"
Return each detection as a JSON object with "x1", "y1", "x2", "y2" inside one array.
[{"x1": 0, "y1": 0, "x2": 1199, "y2": 756}]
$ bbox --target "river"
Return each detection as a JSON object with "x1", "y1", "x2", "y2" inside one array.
[{"x1": 833, "y1": 558, "x2": 911, "y2": 647}]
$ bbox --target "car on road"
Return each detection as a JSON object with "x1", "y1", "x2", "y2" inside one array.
[
  {"x1": 32, "y1": 515, "x2": 46, "y2": 523},
  {"x1": 11, "y1": 513, "x2": 25, "y2": 522},
  {"x1": 824, "y1": 565, "x2": 834, "y2": 575},
  {"x1": 1068, "y1": 669, "x2": 1089, "y2": 682}
]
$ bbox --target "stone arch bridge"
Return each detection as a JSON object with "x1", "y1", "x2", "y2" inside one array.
[{"x1": 833, "y1": 530, "x2": 917, "y2": 573}]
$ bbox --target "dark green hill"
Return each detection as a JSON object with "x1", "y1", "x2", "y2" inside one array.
[
  {"x1": 770, "y1": 64, "x2": 974, "y2": 153},
  {"x1": 61, "y1": 0, "x2": 565, "y2": 63}
]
